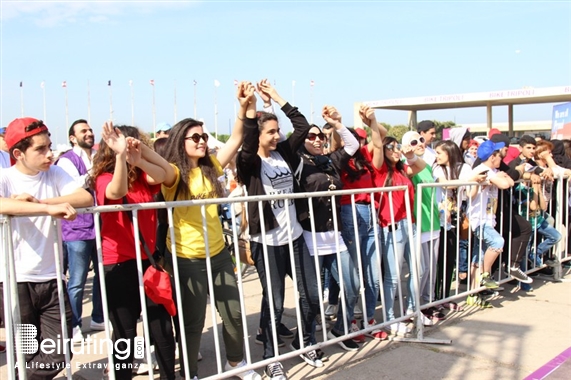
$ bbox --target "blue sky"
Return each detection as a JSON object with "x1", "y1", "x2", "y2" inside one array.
[{"x1": 1, "y1": 0, "x2": 570, "y2": 147}]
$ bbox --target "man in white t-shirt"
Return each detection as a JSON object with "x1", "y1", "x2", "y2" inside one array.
[
  {"x1": 467, "y1": 140, "x2": 514, "y2": 296},
  {"x1": 417, "y1": 120, "x2": 437, "y2": 166},
  {"x1": 0, "y1": 117, "x2": 92, "y2": 379}
]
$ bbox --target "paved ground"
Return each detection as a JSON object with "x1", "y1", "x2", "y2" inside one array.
[{"x1": 1, "y1": 266, "x2": 570, "y2": 380}]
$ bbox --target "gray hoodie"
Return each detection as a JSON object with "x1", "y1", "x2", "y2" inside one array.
[{"x1": 449, "y1": 127, "x2": 469, "y2": 150}]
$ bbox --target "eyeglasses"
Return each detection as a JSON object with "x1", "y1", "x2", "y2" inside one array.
[
  {"x1": 185, "y1": 133, "x2": 209, "y2": 143},
  {"x1": 409, "y1": 137, "x2": 426, "y2": 147},
  {"x1": 385, "y1": 143, "x2": 402, "y2": 151},
  {"x1": 307, "y1": 132, "x2": 325, "y2": 141},
  {"x1": 25, "y1": 120, "x2": 46, "y2": 132}
]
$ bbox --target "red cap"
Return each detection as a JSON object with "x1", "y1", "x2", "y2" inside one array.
[
  {"x1": 5, "y1": 118, "x2": 49, "y2": 150},
  {"x1": 488, "y1": 128, "x2": 501, "y2": 138},
  {"x1": 356, "y1": 128, "x2": 367, "y2": 139}
]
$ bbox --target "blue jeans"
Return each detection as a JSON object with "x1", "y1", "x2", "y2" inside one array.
[
  {"x1": 380, "y1": 219, "x2": 416, "y2": 321},
  {"x1": 535, "y1": 220, "x2": 562, "y2": 257},
  {"x1": 328, "y1": 248, "x2": 360, "y2": 334},
  {"x1": 341, "y1": 204, "x2": 381, "y2": 322},
  {"x1": 472, "y1": 224, "x2": 504, "y2": 265},
  {"x1": 64, "y1": 239, "x2": 104, "y2": 328},
  {"x1": 458, "y1": 239, "x2": 469, "y2": 273}
]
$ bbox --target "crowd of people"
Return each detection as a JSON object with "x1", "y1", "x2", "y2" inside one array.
[{"x1": 0, "y1": 81, "x2": 569, "y2": 380}]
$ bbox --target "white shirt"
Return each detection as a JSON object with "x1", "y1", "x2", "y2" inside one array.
[
  {"x1": 467, "y1": 164, "x2": 499, "y2": 230},
  {"x1": 56, "y1": 146, "x2": 95, "y2": 188},
  {"x1": 422, "y1": 146, "x2": 436, "y2": 167},
  {"x1": 250, "y1": 151, "x2": 303, "y2": 246},
  {"x1": 0, "y1": 165, "x2": 80, "y2": 282}
]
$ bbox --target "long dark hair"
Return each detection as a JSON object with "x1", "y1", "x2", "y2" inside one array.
[
  {"x1": 433, "y1": 140, "x2": 464, "y2": 180},
  {"x1": 89, "y1": 125, "x2": 145, "y2": 190},
  {"x1": 344, "y1": 128, "x2": 373, "y2": 182},
  {"x1": 383, "y1": 136, "x2": 405, "y2": 186},
  {"x1": 161, "y1": 118, "x2": 225, "y2": 199}
]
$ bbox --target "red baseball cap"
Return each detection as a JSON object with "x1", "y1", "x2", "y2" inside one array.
[
  {"x1": 5, "y1": 117, "x2": 49, "y2": 150},
  {"x1": 356, "y1": 128, "x2": 368, "y2": 139}
]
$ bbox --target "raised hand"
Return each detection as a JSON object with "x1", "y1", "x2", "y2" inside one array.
[
  {"x1": 402, "y1": 144, "x2": 415, "y2": 159},
  {"x1": 102, "y1": 122, "x2": 127, "y2": 156},
  {"x1": 358, "y1": 105, "x2": 376, "y2": 127},
  {"x1": 237, "y1": 81, "x2": 256, "y2": 109},
  {"x1": 125, "y1": 137, "x2": 143, "y2": 167},
  {"x1": 256, "y1": 80, "x2": 271, "y2": 106},
  {"x1": 322, "y1": 105, "x2": 342, "y2": 124},
  {"x1": 257, "y1": 79, "x2": 279, "y2": 101}
]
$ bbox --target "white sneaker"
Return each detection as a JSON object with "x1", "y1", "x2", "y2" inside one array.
[
  {"x1": 323, "y1": 288, "x2": 329, "y2": 301},
  {"x1": 324, "y1": 304, "x2": 338, "y2": 320},
  {"x1": 198, "y1": 351, "x2": 203, "y2": 361},
  {"x1": 134, "y1": 351, "x2": 158, "y2": 375},
  {"x1": 90, "y1": 320, "x2": 106, "y2": 331},
  {"x1": 224, "y1": 359, "x2": 262, "y2": 380},
  {"x1": 387, "y1": 322, "x2": 412, "y2": 337},
  {"x1": 72, "y1": 326, "x2": 84, "y2": 343},
  {"x1": 354, "y1": 305, "x2": 363, "y2": 319}
]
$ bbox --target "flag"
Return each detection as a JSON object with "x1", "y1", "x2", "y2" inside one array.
[
  {"x1": 62, "y1": 81, "x2": 67, "y2": 88},
  {"x1": 40, "y1": 81, "x2": 45, "y2": 89},
  {"x1": 292, "y1": 80, "x2": 296, "y2": 86},
  {"x1": 108, "y1": 80, "x2": 111, "y2": 86},
  {"x1": 214, "y1": 80, "x2": 220, "y2": 87},
  {"x1": 310, "y1": 80, "x2": 315, "y2": 87},
  {"x1": 129, "y1": 80, "x2": 133, "y2": 87},
  {"x1": 233, "y1": 79, "x2": 238, "y2": 87},
  {"x1": 19, "y1": 81, "x2": 22, "y2": 87},
  {"x1": 193, "y1": 80, "x2": 197, "y2": 86},
  {"x1": 150, "y1": 79, "x2": 155, "y2": 86}
]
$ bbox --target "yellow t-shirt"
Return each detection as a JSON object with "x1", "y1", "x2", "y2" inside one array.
[{"x1": 162, "y1": 158, "x2": 225, "y2": 259}]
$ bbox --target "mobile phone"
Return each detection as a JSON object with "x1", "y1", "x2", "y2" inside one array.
[{"x1": 480, "y1": 169, "x2": 489, "y2": 175}]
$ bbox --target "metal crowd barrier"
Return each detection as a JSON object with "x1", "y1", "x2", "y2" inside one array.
[{"x1": 1, "y1": 178, "x2": 570, "y2": 379}]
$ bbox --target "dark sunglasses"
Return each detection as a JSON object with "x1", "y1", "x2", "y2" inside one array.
[
  {"x1": 385, "y1": 143, "x2": 402, "y2": 151},
  {"x1": 25, "y1": 120, "x2": 46, "y2": 132},
  {"x1": 185, "y1": 133, "x2": 209, "y2": 143},
  {"x1": 410, "y1": 137, "x2": 426, "y2": 147},
  {"x1": 307, "y1": 132, "x2": 325, "y2": 141}
]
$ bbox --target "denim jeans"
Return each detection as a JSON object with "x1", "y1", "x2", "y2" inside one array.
[
  {"x1": 380, "y1": 219, "x2": 416, "y2": 321},
  {"x1": 340, "y1": 204, "x2": 381, "y2": 322},
  {"x1": 458, "y1": 239, "x2": 469, "y2": 273},
  {"x1": 64, "y1": 239, "x2": 104, "y2": 328},
  {"x1": 250, "y1": 235, "x2": 320, "y2": 360},
  {"x1": 327, "y1": 248, "x2": 360, "y2": 334},
  {"x1": 535, "y1": 220, "x2": 562, "y2": 257},
  {"x1": 473, "y1": 224, "x2": 504, "y2": 264}
]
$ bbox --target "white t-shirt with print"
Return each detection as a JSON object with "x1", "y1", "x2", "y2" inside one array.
[
  {"x1": 0, "y1": 165, "x2": 80, "y2": 282},
  {"x1": 467, "y1": 163, "x2": 499, "y2": 230},
  {"x1": 250, "y1": 151, "x2": 303, "y2": 246}
]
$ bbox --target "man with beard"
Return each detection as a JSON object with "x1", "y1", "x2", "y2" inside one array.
[{"x1": 56, "y1": 119, "x2": 105, "y2": 342}]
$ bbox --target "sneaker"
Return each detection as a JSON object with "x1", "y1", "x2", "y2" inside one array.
[
  {"x1": 289, "y1": 343, "x2": 323, "y2": 368},
  {"x1": 72, "y1": 326, "x2": 84, "y2": 343},
  {"x1": 255, "y1": 328, "x2": 285, "y2": 347},
  {"x1": 466, "y1": 295, "x2": 492, "y2": 308},
  {"x1": 277, "y1": 323, "x2": 294, "y2": 339},
  {"x1": 529, "y1": 253, "x2": 543, "y2": 268},
  {"x1": 264, "y1": 362, "x2": 287, "y2": 380},
  {"x1": 315, "y1": 348, "x2": 329, "y2": 362},
  {"x1": 350, "y1": 320, "x2": 366, "y2": 343},
  {"x1": 509, "y1": 266, "x2": 533, "y2": 284},
  {"x1": 423, "y1": 307, "x2": 445, "y2": 321},
  {"x1": 479, "y1": 272, "x2": 499, "y2": 289},
  {"x1": 353, "y1": 305, "x2": 363, "y2": 319},
  {"x1": 544, "y1": 259, "x2": 558, "y2": 267},
  {"x1": 198, "y1": 351, "x2": 203, "y2": 361},
  {"x1": 90, "y1": 320, "x2": 106, "y2": 331},
  {"x1": 323, "y1": 288, "x2": 329, "y2": 301},
  {"x1": 362, "y1": 319, "x2": 388, "y2": 340},
  {"x1": 0, "y1": 344, "x2": 5, "y2": 353},
  {"x1": 419, "y1": 313, "x2": 434, "y2": 326},
  {"x1": 324, "y1": 304, "x2": 338, "y2": 320},
  {"x1": 386, "y1": 322, "x2": 411, "y2": 337},
  {"x1": 224, "y1": 359, "x2": 262, "y2": 380},
  {"x1": 134, "y1": 352, "x2": 158, "y2": 375},
  {"x1": 327, "y1": 329, "x2": 359, "y2": 351}
]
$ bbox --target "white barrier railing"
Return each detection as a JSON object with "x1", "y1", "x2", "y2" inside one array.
[{"x1": 2, "y1": 179, "x2": 570, "y2": 379}]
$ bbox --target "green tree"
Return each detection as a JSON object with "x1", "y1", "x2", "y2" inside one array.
[
  {"x1": 215, "y1": 134, "x2": 230, "y2": 143},
  {"x1": 387, "y1": 124, "x2": 409, "y2": 142},
  {"x1": 432, "y1": 120, "x2": 457, "y2": 141}
]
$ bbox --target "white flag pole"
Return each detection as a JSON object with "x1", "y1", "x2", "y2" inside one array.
[
  {"x1": 193, "y1": 80, "x2": 197, "y2": 119},
  {"x1": 174, "y1": 80, "x2": 178, "y2": 123},
  {"x1": 108, "y1": 80, "x2": 113, "y2": 121},
  {"x1": 292, "y1": 80, "x2": 296, "y2": 106},
  {"x1": 130, "y1": 80, "x2": 134, "y2": 125},
  {"x1": 151, "y1": 80, "x2": 156, "y2": 137},
  {"x1": 20, "y1": 82, "x2": 24, "y2": 117},
  {"x1": 41, "y1": 81, "x2": 47, "y2": 123},
  {"x1": 87, "y1": 80, "x2": 91, "y2": 125},
  {"x1": 214, "y1": 80, "x2": 220, "y2": 138},
  {"x1": 310, "y1": 80, "x2": 314, "y2": 124}
]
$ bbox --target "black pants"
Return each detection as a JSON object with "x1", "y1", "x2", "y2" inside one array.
[
  {"x1": 497, "y1": 213, "x2": 532, "y2": 268},
  {"x1": 0, "y1": 280, "x2": 73, "y2": 380},
  {"x1": 435, "y1": 228, "x2": 457, "y2": 300},
  {"x1": 104, "y1": 259, "x2": 175, "y2": 380}
]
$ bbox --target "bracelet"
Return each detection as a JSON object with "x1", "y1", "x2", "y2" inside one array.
[
  {"x1": 237, "y1": 114, "x2": 245, "y2": 121},
  {"x1": 406, "y1": 155, "x2": 418, "y2": 165},
  {"x1": 263, "y1": 103, "x2": 272, "y2": 108}
]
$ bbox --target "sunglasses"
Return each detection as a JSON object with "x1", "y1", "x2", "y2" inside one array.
[
  {"x1": 410, "y1": 137, "x2": 426, "y2": 147},
  {"x1": 185, "y1": 133, "x2": 209, "y2": 143},
  {"x1": 385, "y1": 143, "x2": 402, "y2": 151},
  {"x1": 307, "y1": 132, "x2": 325, "y2": 141},
  {"x1": 25, "y1": 120, "x2": 46, "y2": 132}
]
